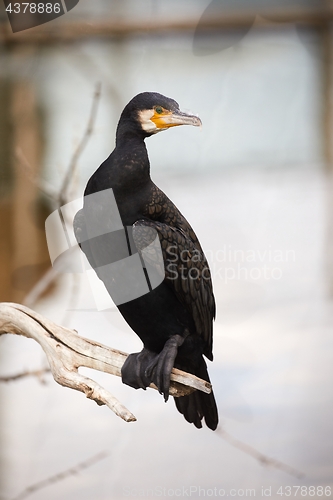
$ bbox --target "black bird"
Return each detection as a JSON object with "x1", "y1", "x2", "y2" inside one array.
[{"x1": 74, "y1": 92, "x2": 218, "y2": 430}]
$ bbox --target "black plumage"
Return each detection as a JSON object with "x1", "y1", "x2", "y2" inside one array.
[{"x1": 74, "y1": 92, "x2": 218, "y2": 430}]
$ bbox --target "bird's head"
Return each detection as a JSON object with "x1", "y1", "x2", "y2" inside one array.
[{"x1": 117, "y1": 92, "x2": 202, "y2": 139}]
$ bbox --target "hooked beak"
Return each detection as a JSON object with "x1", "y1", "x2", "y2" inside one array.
[{"x1": 151, "y1": 109, "x2": 202, "y2": 130}]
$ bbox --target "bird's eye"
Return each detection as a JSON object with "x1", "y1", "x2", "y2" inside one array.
[{"x1": 155, "y1": 106, "x2": 163, "y2": 114}]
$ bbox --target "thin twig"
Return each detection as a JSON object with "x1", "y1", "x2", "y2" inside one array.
[
  {"x1": 216, "y1": 427, "x2": 304, "y2": 479},
  {"x1": 58, "y1": 82, "x2": 102, "y2": 207},
  {"x1": 0, "y1": 367, "x2": 51, "y2": 384},
  {"x1": 10, "y1": 451, "x2": 109, "y2": 500}
]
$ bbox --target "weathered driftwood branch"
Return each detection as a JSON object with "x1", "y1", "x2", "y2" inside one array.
[{"x1": 0, "y1": 302, "x2": 212, "y2": 423}]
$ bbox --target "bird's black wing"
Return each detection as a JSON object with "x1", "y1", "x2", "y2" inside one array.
[{"x1": 132, "y1": 219, "x2": 215, "y2": 360}]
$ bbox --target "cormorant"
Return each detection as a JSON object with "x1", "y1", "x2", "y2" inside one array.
[{"x1": 74, "y1": 92, "x2": 218, "y2": 430}]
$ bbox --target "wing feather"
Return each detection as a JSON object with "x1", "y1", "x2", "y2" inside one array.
[{"x1": 133, "y1": 219, "x2": 215, "y2": 360}]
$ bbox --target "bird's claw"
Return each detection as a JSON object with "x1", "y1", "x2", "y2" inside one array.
[{"x1": 145, "y1": 335, "x2": 184, "y2": 402}]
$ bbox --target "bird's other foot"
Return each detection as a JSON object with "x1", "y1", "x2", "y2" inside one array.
[
  {"x1": 121, "y1": 348, "x2": 157, "y2": 390},
  {"x1": 145, "y1": 334, "x2": 185, "y2": 402}
]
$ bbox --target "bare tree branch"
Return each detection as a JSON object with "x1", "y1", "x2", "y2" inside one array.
[
  {"x1": 10, "y1": 451, "x2": 109, "y2": 500},
  {"x1": 0, "y1": 302, "x2": 212, "y2": 423}
]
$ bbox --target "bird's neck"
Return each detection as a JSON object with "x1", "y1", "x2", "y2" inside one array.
[
  {"x1": 116, "y1": 117, "x2": 148, "y2": 147},
  {"x1": 111, "y1": 130, "x2": 151, "y2": 191}
]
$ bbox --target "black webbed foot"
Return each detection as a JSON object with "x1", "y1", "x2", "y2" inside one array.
[
  {"x1": 145, "y1": 334, "x2": 185, "y2": 402},
  {"x1": 121, "y1": 348, "x2": 156, "y2": 390}
]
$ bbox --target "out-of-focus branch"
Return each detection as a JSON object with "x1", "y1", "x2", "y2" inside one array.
[
  {"x1": 58, "y1": 81, "x2": 101, "y2": 207},
  {"x1": 216, "y1": 427, "x2": 304, "y2": 479},
  {"x1": 0, "y1": 302, "x2": 212, "y2": 423},
  {"x1": 0, "y1": 367, "x2": 50, "y2": 384},
  {"x1": 10, "y1": 451, "x2": 109, "y2": 500}
]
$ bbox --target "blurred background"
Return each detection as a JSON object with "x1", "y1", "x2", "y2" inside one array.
[{"x1": 1, "y1": 1, "x2": 333, "y2": 499}]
